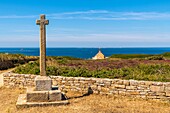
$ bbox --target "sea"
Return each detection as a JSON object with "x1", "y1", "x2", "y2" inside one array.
[{"x1": 0, "y1": 48, "x2": 170, "y2": 59}]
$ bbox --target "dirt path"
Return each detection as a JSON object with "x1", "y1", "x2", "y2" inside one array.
[{"x1": 0, "y1": 68, "x2": 15, "y2": 74}]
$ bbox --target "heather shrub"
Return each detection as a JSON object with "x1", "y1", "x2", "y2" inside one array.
[
  {"x1": 11, "y1": 53, "x2": 170, "y2": 82},
  {"x1": 13, "y1": 61, "x2": 170, "y2": 82}
]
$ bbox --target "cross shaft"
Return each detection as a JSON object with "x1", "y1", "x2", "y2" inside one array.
[{"x1": 36, "y1": 15, "x2": 49, "y2": 76}]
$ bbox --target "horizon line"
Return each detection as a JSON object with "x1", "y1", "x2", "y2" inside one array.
[{"x1": 1, "y1": 47, "x2": 170, "y2": 48}]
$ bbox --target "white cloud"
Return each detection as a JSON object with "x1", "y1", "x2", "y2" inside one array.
[
  {"x1": 48, "y1": 10, "x2": 170, "y2": 20},
  {"x1": 1, "y1": 10, "x2": 170, "y2": 20}
]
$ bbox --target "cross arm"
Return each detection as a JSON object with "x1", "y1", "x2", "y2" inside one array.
[
  {"x1": 45, "y1": 20, "x2": 49, "y2": 25},
  {"x1": 36, "y1": 20, "x2": 41, "y2": 25},
  {"x1": 36, "y1": 20, "x2": 49, "y2": 25}
]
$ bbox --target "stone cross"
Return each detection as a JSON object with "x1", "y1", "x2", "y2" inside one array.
[{"x1": 36, "y1": 15, "x2": 49, "y2": 76}]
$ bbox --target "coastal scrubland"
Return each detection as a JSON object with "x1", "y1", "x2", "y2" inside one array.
[
  {"x1": 11, "y1": 53, "x2": 170, "y2": 82},
  {"x1": 1, "y1": 53, "x2": 170, "y2": 81},
  {"x1": 0, "y1": 53, "x2": 37, "y2": 70}
]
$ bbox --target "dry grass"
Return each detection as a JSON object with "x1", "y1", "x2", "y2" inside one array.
[{"x1": 0, "y1": 87, "x2": 170, "y2": 113}]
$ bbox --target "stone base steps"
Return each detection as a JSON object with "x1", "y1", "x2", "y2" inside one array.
[{"x1": 16, "y1": 94, "x2": 69, "y2": 109}]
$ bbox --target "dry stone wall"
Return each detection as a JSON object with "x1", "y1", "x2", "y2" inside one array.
[{"x1": 2, "y1": 73, "x2": 170, "y2": 101}]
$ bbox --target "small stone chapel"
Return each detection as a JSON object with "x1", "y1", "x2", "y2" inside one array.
[{"x1": 92, "y1": 49, "x2": 105, "y2": 60}]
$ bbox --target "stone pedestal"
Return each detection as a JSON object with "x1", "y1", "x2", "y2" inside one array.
[
  {"x1": 35, "y1": 76, "x2": 52, "y2": 91},
  {"x1": 16, "y1": 76, "x2": 69, "y2": 108}
]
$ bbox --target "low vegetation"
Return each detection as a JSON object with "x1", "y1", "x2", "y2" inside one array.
[
  {"x1": 0, "y1": 53, "x2": 38, "y2": 70},
  {"x1": 110, "y1": 54, "x2": 152, "y2": 59},
  {"x1": 0, "y1": 87, "x2": 170, "y2": 113},
  {"x1": 14, "y1": 55, "x2": 170, "y2": 82},
  {"x1": 109, "y1": 52, "x2": 170, "y2": 59},
  {"x1": 162, "y1": 52, "x2": 170, "y2": 57},
  {"x1": 1, "y1": 52, "x2": 170, "y2": 82}
]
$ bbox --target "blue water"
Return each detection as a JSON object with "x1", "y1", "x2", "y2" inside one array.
[{"x1": 0, "y1": 48, "x2": 170, "y2": 59}]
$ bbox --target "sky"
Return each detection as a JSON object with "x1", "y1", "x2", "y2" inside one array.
[{"x1": 1, "y1": 0, "x2": 170, "y2": 47}]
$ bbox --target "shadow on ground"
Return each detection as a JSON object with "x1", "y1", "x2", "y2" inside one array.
[{"x1": 67, "y1": 87, "x2": 93, "y2": 100}]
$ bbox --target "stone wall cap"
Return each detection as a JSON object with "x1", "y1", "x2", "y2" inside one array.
[{"x1": 35, "y1": 76, "x2": 52, "y2": 81}]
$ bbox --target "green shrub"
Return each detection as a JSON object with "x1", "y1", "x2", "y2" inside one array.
[
  {"x1": 145, "y1": 55, "x2": 164, "y2": 60},
  {"x1": 14, "y1": 61, "x2": 39, "y2": 74},
  {"x1": 13, "y1": 61, "x2": 170, "y2": 82},
  {"x1": 110, "y1": 54, "x2": 152, "y2": 59},
  {"x1": 162, "y1": 52, "x2": 170, "y2": 57},
  {"x1": 0, "y1": 53, "x2": 38, "y2": 70}
]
